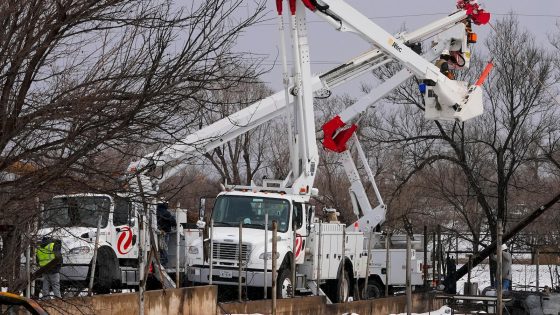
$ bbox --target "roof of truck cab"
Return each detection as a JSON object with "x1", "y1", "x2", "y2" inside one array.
[{"x1": 217, "y1": 190, "x2": 310, "y2": 203}]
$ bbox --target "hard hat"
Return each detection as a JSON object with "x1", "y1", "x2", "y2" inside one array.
[
  {"x1": 501, "y1": 244, "x2": 507, "y2": 251},
  {"x1": 441, "y1": 49, "x2": 450, "y2": 56}
]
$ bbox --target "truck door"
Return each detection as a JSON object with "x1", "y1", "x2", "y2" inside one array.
[
  {"x1": 292, "y1": 202, "x2": 307, "y2": 264},
  {"x1": 112, "y1": 197, "x2": 138, "y2": 259}
]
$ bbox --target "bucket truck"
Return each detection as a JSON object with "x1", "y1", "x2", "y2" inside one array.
[
  {"x1": 182, "y1": 0, "x2": 491, "y2": 302},
  {"x1": 37, "y1": 0, "x2": 490, "y2": 299}
]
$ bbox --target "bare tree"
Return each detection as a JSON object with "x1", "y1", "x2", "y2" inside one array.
[
  {"x1": 363, "y1": 15, "x2": 559, "y2": 250},
  {"x1": 202, "y1": 78, "x2": 272, "y2": 185},
  {"x1": 0, "y1": 0, "x2": 266, "y2": 290}
]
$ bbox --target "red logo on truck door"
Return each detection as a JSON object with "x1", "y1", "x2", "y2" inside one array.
[
  {"x1": 117, "y1": 227, "x2": 133, "y2": 255},
  {"x1": 295, "y1": 234, "x2": 303, "y2": 258}
]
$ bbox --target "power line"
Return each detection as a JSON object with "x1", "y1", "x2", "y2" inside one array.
[{"x1": 252, "y1": 12, "x2": 560, "y2": 27}]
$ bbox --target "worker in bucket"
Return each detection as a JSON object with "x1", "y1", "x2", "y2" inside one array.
[
  {"x1": 434, "y1": 50, "x2": 455, "y2": 80},
  {"x1": 36, "y1": 236, "x2": 63, "y2": 298}
]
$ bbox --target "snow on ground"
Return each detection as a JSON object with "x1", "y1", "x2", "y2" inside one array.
[
  {"x1": 456, "y1": 264, "x2": 558, "y2": 293},
  {"x1": 392, "y1": 264, "x2": 558, "y2": 315},
  {"x1": 391, "y1": 306, "x2": 453, "y2": 315}
]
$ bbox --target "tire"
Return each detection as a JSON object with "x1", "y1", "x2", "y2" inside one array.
[
  {"x1": 362, "y1": 280, "x2": 383, "y2": 299},
  {"x1": 335, "y1": 269, "x2": 350, "y2": 303},
  {"x1": 276, "y1": 267, "x2": 293, "y2": 299},
  {"x1": 91, "y1": 248, "x2": 117, "y2": 294}
]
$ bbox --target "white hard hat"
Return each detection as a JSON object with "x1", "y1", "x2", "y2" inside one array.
[
  {"x1": 441, "y1": 49, "x2": 450, "y2": 56},
  {"x1": 501, "y1": 244, "x2": 507, "y2": 251}
]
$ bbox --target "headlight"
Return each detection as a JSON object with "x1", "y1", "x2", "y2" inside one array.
[
  {"x1": 188, "y1": 246, "x2": 199, "y2": 255},
  {"x1": 259, "y1": 252, "x2": 278, "y2": 260},
  {"x1": 68, "y1": 246, "x2": 91, "y2": 255}
]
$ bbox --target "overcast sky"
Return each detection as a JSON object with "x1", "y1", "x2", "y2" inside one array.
[{"x1": 235, "y1": 0, "x2": 560, "y2": 95}]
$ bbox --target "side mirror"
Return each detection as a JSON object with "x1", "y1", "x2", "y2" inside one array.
[
  {"x1": 196, "y1": 220, "x2": 206, "y2": 229},
  {"x1": 128, "y1": 217, "x2": 136, "y2": 227},
  {"x1": 307, "y1": 223, "x2": 315, "y2": 231}
]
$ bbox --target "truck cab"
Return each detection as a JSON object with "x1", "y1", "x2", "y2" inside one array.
[
  {"x1": 188, "y1": 190, "x2": 310, "y2": 296},
  {"x1": 38, "y1": 193, "x2": 143, "y2": 292}
]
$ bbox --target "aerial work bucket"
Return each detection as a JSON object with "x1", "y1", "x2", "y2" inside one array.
[{"x1": 423, "y1": 80, "x2": 484, "y2": 122}]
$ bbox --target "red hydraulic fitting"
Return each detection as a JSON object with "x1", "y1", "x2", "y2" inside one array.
[
  {"x1": 456, "y1": 0, "x2": 491, "y2": 25},
  {"x1": 289, "y1": 0, "x2": 296, "y2": 15},
  {"x1": 322, "y1": 116, "x2": 358, "y2": 153},
  {"x1": 276, "y1": 0, "x2": 283, "y2": 15}
]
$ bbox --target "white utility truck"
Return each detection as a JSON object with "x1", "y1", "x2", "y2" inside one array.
[
  {"x1": 180, "y1": 0, "x2": 491, "y2": 302},
  {"x1": 38, "y1": 193, "x2": 185, "y2": 293}
]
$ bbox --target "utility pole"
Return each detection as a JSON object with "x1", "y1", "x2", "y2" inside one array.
[
  {"x1": 406, "y1": 234, "x2": 412, "y2": 315},
  {"x1": 175, "y1": 204, "x2": 181, "y2": 288},
  {"x1": 385, "y1": 233, "x2": 390, "y2": 296},
  {"x1": 88, "y1": 213, "x2": 103, "y2": 296},
  {"x1": 264, "y1": 212, "x2": 268, "y2": 299},
  {"x1": 403, "y1": 216, "x2": 413, "y2": 315},
  {"x1": 364, "y1": 228, "x2": 372, "y2": 299},
  {"x1": 316, "y1": 222, "x2": 322, "y2": 296},
  {"x1": 272, "y1": 221, "x2": 278, "y2": 315},
  {"x1": 25, "y1": 243, "x2": 31, "y2": 298},
  {"x1": 423, "y1": 226, "x2": 428, "y2": 288},
  {"x1": 496, "y1": 220, "x2": 503, "y2": 315},
  {"x1": 209, "y1": 220, "x2": 214, "y2": 285},
  {"x1": 437, "y1": 225, "x2": 442, "y2": 284},
  {"x1": 535, "y1": 247, "x2": 540, "y2": 292},
  {"x1": 238, "y1": 222, "x2": 243, "y2": 302}
]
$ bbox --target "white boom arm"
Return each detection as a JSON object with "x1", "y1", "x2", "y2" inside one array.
[
  {"x1": 316, "y1": 2, "x2": 490, "y2": 231},
  {"x1": 313, "y1": 0, "x2": 487, "y2": 122},
  {"x1": 128, "y1": 4, "x2": 488, "y2": 195}
]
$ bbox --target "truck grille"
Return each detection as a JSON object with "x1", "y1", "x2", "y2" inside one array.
[{"x1": 212, "y1": 242, "x2": 250, "y2": 261}]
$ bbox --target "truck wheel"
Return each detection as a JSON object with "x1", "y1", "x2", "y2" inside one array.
[
  {"x1": 276, "y1": 267, "x2": 293, "y2": 299},
  {"x1": 335, "y1": 269, "x2": 350, "y2": 303},
  {"x1": 363, "y1": 281, "x2": 383, "y2": 299},
  {"x1": 91, "y1": 247, "x2": 116, "y2": 294}
]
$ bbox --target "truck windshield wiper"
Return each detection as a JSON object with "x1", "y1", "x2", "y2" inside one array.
[
  {"x1": 243, "y1": 223, "x2": 266, "y2": 229},
  {"x1": 213, "y1": 221, "x2": 236, "y2": 227}
]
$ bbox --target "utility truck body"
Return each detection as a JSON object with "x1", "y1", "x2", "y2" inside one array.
[{"x1": 38, "y1": 193, "x2": 183, "y2": 292}]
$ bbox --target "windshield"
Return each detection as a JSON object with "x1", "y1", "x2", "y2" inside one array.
[
  {"x1": 43, "y1": 196, "x2": 111, "y2": 228},
  {"x1": 211, "y1": 195, "x2": 291, "y2": 232}
]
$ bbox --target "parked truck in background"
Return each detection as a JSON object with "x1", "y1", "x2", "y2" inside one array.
[{"x1": 38, "y1": 193, "x2": 187, "y2": 294}]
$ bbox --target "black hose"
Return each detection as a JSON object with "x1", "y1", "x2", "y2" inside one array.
[{"x1": 310, "y1": 0, "x2": 329, "y2": 11}]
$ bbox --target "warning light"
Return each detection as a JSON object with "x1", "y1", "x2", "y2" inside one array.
[{"x1": 467, "y1": 32, "x2": 477, "y2": 43}]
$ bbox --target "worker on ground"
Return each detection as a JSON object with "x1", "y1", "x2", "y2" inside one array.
[
  {"x1": 156, "y1": 201, "x2": 176, "y2": 266},
  {"x1": 490, "y1": 243, "x2": 512, "y2": 291},
  {"x1": 445, "y1": 255, "x2": 457, "y2": 294},
  {"x1": 36, "y1": 236, "x2": 63, "y2": 299},
  {"x1": 501, "y1": 244, "x2": 512, "y2": 291},
  {"x1": 434, "y1": 50, "x2": 455, "y2": 80}
]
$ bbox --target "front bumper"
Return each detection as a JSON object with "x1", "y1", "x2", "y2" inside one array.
[
  {"x1": 59, "y1": 264, "x2": 89, "y2": 282},
  {"x1": 188, "y1": 265, "x2": 272, "y2": 287}
]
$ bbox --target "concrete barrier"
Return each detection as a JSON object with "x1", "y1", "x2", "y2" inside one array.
[
  {"x1": 38, "y1": 286, "x2": 217, "y2": 315},
  {"x1": 219, "y1": 292, "x2": 444, "y2": 315},
  {"x1": 32, "y1": 286, "x2": 440, "y2": 314},
  {"x1": 218, "y1": 296, "x2": 326, "y2": 315}
]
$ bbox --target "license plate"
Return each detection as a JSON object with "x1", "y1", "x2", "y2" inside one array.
[{"x1": 219, "y1": 270, "x2": 233, "y2": 278}]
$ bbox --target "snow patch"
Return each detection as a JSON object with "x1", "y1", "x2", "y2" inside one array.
[{"x1": 391, "y1": 306, "x2": 453, "y2": 315}]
